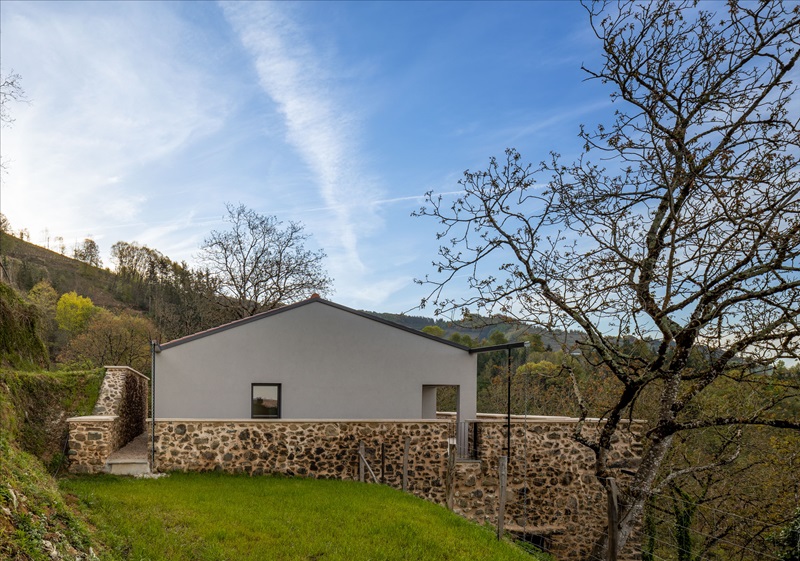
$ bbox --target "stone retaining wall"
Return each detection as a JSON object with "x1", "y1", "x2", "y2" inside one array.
[
  {"x1": 65, "y1": 416, "x2": 123, "y2": 473},
  {"x1": 151, "y1": 416, "x2": 641, "y2": 560},
  {"x1": 67, "y1": 366, "x2": 149, "y2": 474},
  {"x1": 452, "y1": 419, "x2": 642, "y2": 561},
  {"x1": 153, "y1": 420, "x2": 452, "y2": 503}
]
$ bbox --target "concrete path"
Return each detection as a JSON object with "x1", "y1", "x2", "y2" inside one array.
[{"x1": 106, "y1": 433, "x2": 150, "y2": 475}]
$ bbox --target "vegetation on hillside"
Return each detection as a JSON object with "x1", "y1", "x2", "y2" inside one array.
[
  {"x1": 0, "y1": 257, "x2": 105, "y2": 560},
  {"x1": 0, "y1": 281, "x2": 49, "y2": 370},
  {"x1": 1, "y1": 232, "x2": 119, "y2": 309},
  {"x1": 0, "y1": 368, "x2": 104, "y2": 560},
  {"x1": 0, "y1": 440, "x2": 97, "y2": 561},
  {"x1": 1, "y1": 369, "x2": 104, "y2": 470}
]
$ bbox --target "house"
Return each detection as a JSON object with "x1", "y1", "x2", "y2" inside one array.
[
  {"x1": 68, "y1": 296, "x2": 642, "y2": 560},
  {"x1": 153, "y1": 295, "x2": 477, "y2": 425}
]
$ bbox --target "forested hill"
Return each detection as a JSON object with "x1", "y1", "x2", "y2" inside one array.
[
  {"x1": 5, "y1": 233, "x2": 550, "y2": 374},
  {"x1": 371, "y1": 311, "x2": 583, "y2": 351},
  {"x1": 1, "y1": 231, "x2": 581, "y2": 350},
  {"x1": 0, "y1": 232, "x2": 124, "y2": 310}
]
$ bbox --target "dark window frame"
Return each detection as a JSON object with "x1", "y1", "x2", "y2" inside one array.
[{"x1": 251, "y1": 383, "x2": 282, "y2": 419}]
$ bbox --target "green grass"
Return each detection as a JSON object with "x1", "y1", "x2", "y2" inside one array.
[{"x1": 61, "y1": 473, "x2": 545, "y2": 561}]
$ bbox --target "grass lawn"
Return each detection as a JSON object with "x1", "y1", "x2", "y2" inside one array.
[{"x1": 61, "y1": 473, "x2": 547, "y2": 561}]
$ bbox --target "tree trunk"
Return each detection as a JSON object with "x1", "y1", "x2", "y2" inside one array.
[{"x1": 586, "y1": 433, "x2": 675, "y2": 561}]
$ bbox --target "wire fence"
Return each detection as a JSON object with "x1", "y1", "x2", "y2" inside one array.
[
  {"x1": 506, "y1": 344, "x2": 796, "y2": 561},
  {"x1": 638, "y1": 491, "x2": 790, "y2": 561},
  {"x1": 509, "y1": 488, "x2": 793, "y2": 561}
]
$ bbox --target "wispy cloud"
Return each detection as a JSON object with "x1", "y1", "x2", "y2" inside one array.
[
  {"x1": 220, "y1": 2, "x2": 382, "y2": 277},
  {"x1": 263, "y1": 190, "x2": 466, "y2": 217},
  {"x1": 499, "y1": 100, "x2": 612, "y2": 146},
  {"x1": 1, "y1": 2, "x2": 229, "y2": 244}
]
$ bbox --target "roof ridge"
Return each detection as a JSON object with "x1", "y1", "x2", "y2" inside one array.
[{"x1": 156, "y1": 297, "x2": 470, "y2": 352}]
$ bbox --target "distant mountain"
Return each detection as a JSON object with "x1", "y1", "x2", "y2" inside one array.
[{"x1": 370, "y1": 311, "x2": 584, "y2": 350}]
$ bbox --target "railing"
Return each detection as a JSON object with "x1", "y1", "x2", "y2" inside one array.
[
  {"x1": 357, "y1": 442, "x2": 379, "y2": 483},
  {"x1": 456, "y1": 421, "x2": 479, "y2": 460}
]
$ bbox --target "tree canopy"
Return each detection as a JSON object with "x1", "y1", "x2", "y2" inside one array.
[
  {"x1": 199, "y1": 203, "x2": 333, "y2": 318},
  {"x1": 417, "y1": 1, "x2": 800, "y2": 557},
  {"x1": 55, "y1": 292, "x2": 97, "y2": 335},
  {"x1": 72, "y1": 238, "x2": 102, "y2": 268}
]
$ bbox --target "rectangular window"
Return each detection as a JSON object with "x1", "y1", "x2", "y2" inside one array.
[{"x1": 251, "y1": 383, "x2": 281, "y2": 418}]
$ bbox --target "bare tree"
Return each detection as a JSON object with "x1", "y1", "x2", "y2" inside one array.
[
  {"x1": 54, "y1": 236, "x2": 66, "y2": 255},
  {"x1": 416, "y1": 1, "x2": 800, "y2": 557},
  {"x1": 0, "y1": 71, "x2": 25, "y2": 128},
  {"x1": 199, "y1": 203, "x2": 333, "y2": 318},
  {"x1": 1, "y1": 71, "x2": 27, "y2": 173}
]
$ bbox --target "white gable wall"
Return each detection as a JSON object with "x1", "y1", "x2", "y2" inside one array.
[{"x1": 154, "y1": 301, "x2": 477, "y2": 421}]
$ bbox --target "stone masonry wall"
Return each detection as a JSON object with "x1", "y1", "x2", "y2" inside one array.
[
  {"x1": 67, "y1": 366, "x2": 149, "y2": 474},
  {"x1": 154, "y1": 420, "x2": 452, "y2": 503},
  {"x1": 66, "y1": 416, "x2": 123, "y2": 474},
  {"x1": 452, "y1": 419, "x2": 642, "y2": 561},
  {"x1": 152, "y1": 417, "x2": 641, "y2": 560}
]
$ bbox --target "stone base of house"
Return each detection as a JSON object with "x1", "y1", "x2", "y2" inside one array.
[
  {"x1": 146, "y1": 416, "x2": 641, "y2": 561},
  {"x1": 151, "y1": 419, "x2": 452, "y2": 503}
]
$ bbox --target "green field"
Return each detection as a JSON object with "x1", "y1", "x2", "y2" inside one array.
[{"x1": 61, "y1": 473, "x2": 547, "y2": 561}]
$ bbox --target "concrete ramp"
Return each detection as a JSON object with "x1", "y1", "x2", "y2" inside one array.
[{"x1": 105, "y1": 433, "x2": 150, "y2": 476}]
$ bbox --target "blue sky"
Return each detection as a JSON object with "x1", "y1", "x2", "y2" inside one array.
[{"x1": 1, "y1": 1, "x2": 613, "y2": 314}]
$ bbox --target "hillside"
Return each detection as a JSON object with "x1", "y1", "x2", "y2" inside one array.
[
  {"x1": 373, "y1": 311, "x2": 584, "y2": 350},
  {"x1": 1, "y1": 368, "x2": 104, "y2": 560},
  {"x1": 0, "y1": 281, "x2": 49, "y2": 370},
  {"x1": 1, "y1": 233, "x2": 577, "y2": 348},
  {"x1": 0, "y1": 233, "x2": 126, "y2": 311}
]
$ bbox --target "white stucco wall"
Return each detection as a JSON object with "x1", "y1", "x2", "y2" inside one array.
[{"x1": 154, "y1": 300, "x2": 477, "y2": 421}]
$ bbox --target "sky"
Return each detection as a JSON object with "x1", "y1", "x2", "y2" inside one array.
[{"x1": 0, "y1": 1, "x2": 614, "y2": 314}]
